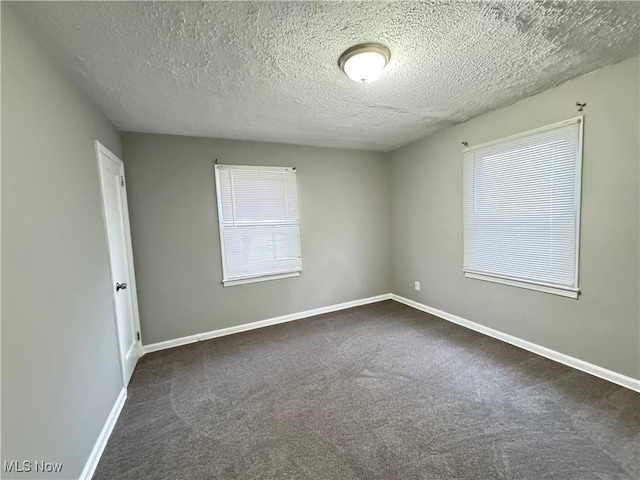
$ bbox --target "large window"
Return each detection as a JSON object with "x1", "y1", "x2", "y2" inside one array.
[
  {"x1": 463, "y1": 117, "x2": 583, "y2": 298},
  {"x1": 214, "y1": 165, "x2": 302, "y2": 286}
]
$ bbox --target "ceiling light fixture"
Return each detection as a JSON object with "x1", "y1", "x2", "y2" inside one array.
[{"x1": 338, "y1": 43, "x2": 391, "y2": 84}]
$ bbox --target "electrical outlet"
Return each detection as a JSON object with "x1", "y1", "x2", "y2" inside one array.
[{"x1": 414, "y1": 281, "x2": 421, "y2": 291}]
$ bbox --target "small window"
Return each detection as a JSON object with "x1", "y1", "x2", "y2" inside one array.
[
  {"x1": 214, "y1": 165, "x2": 302, "y2": 287},
  {"x1": 463, "y1": 117, "x2": 583, "y2": 298}
]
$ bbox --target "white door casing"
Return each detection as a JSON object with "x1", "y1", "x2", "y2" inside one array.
[{"x1": 96, "y1": 141, "x2": 142, "y2": 386}]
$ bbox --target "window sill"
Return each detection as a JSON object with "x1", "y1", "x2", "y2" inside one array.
[
  {"x1": 223, "y1": 271, "x2": 300, "y2": 287},
  {"x1": 464, "y1": 272, "x2": 579, "y2": 299}
]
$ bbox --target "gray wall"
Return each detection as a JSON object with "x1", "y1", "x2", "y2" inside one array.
[
  {"x1": 389, "y1": 56, "x2": 640, "y2": 379},
  {"x1": 121, "y1": 133, "x2": 391, "y2": 345},
  {"x1": 1, "y1": 6, "x2": 124, "y2": 479}
]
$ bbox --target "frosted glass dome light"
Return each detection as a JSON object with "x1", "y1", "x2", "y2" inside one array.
[{"x1": 338, "y1": 43, "x2": 391, "y2": 84}]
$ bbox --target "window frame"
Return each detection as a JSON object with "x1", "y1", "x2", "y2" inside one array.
[
  {"x1": 214, "y1": 164, "x2": 302, "y2": 287},
  {"x1": 462, "y1": 116, "x2": 584, "y2": 299}
]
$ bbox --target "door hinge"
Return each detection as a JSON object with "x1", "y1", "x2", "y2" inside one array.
[
  {"x1": 120, "y1": 175, "x2": 125, "y2": 186},
  {"x1": 136, "y1": 331, "x2": 141, "y2": 341}
]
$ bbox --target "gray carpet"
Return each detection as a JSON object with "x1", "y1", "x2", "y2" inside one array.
[{"x1": 94, "y1": 300, "x2": 640, "y2": 479}]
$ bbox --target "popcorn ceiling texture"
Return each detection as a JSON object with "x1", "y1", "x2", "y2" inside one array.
[{"x1": 11, "y1": 1, "x2": 640, "y2": 151}]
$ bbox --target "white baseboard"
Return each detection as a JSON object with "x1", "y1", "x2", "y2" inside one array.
[
  {"x1": 391, "y1": 294, "x2": 640, "y2": 393},
  {"x1": 80, "y1": 387, "x2": 127, "y2": 480},
  {"x1": 142, "y1": 294, "x2": 392, "y2": 354}
]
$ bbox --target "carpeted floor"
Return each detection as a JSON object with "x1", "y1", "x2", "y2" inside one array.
[{"x1": 94, "y1": 300, "x2": 640, "y2": 479}]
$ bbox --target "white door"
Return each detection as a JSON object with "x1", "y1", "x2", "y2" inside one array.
[{"x1": 96, "y1": 141, "x2": 141, "y2": 386}]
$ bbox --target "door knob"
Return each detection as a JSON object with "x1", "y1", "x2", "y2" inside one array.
[{"x1": 116, "y1": 282, "x2": 128, "y2": 292}]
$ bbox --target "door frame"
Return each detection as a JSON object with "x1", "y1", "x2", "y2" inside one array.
[{"x1": 95, "y1": 140, "x2": 143, "y2": 386}]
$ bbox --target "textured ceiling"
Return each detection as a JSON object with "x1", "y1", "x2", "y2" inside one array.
[{"x1": 11, "y1": 1, "x2": 640, "y2": 151}]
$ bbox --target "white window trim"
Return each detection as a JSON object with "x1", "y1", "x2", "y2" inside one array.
[
  {"x1": 462, "y1": 116, "x2": 583, "y2": 153},
  {"x1": 223, "y1": 272, "x2": 300, "y2": 287},
  {"x1": 463, "y1": 116, "x2": 584, "y2": 299},
  {"x1": 464, "y1": 272, "x2": 579, "y2": 299},
  {"x1": 214, "y1": 164, "x2": 302, "y2": 287}
]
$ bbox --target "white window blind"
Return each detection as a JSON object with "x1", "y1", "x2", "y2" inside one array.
[
  {"x1": 463, "y1": 117, "x2": 583, "y2": 298},
  {"x1": 214, "y1": 165, "x2": 302, "y2": 286}
]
